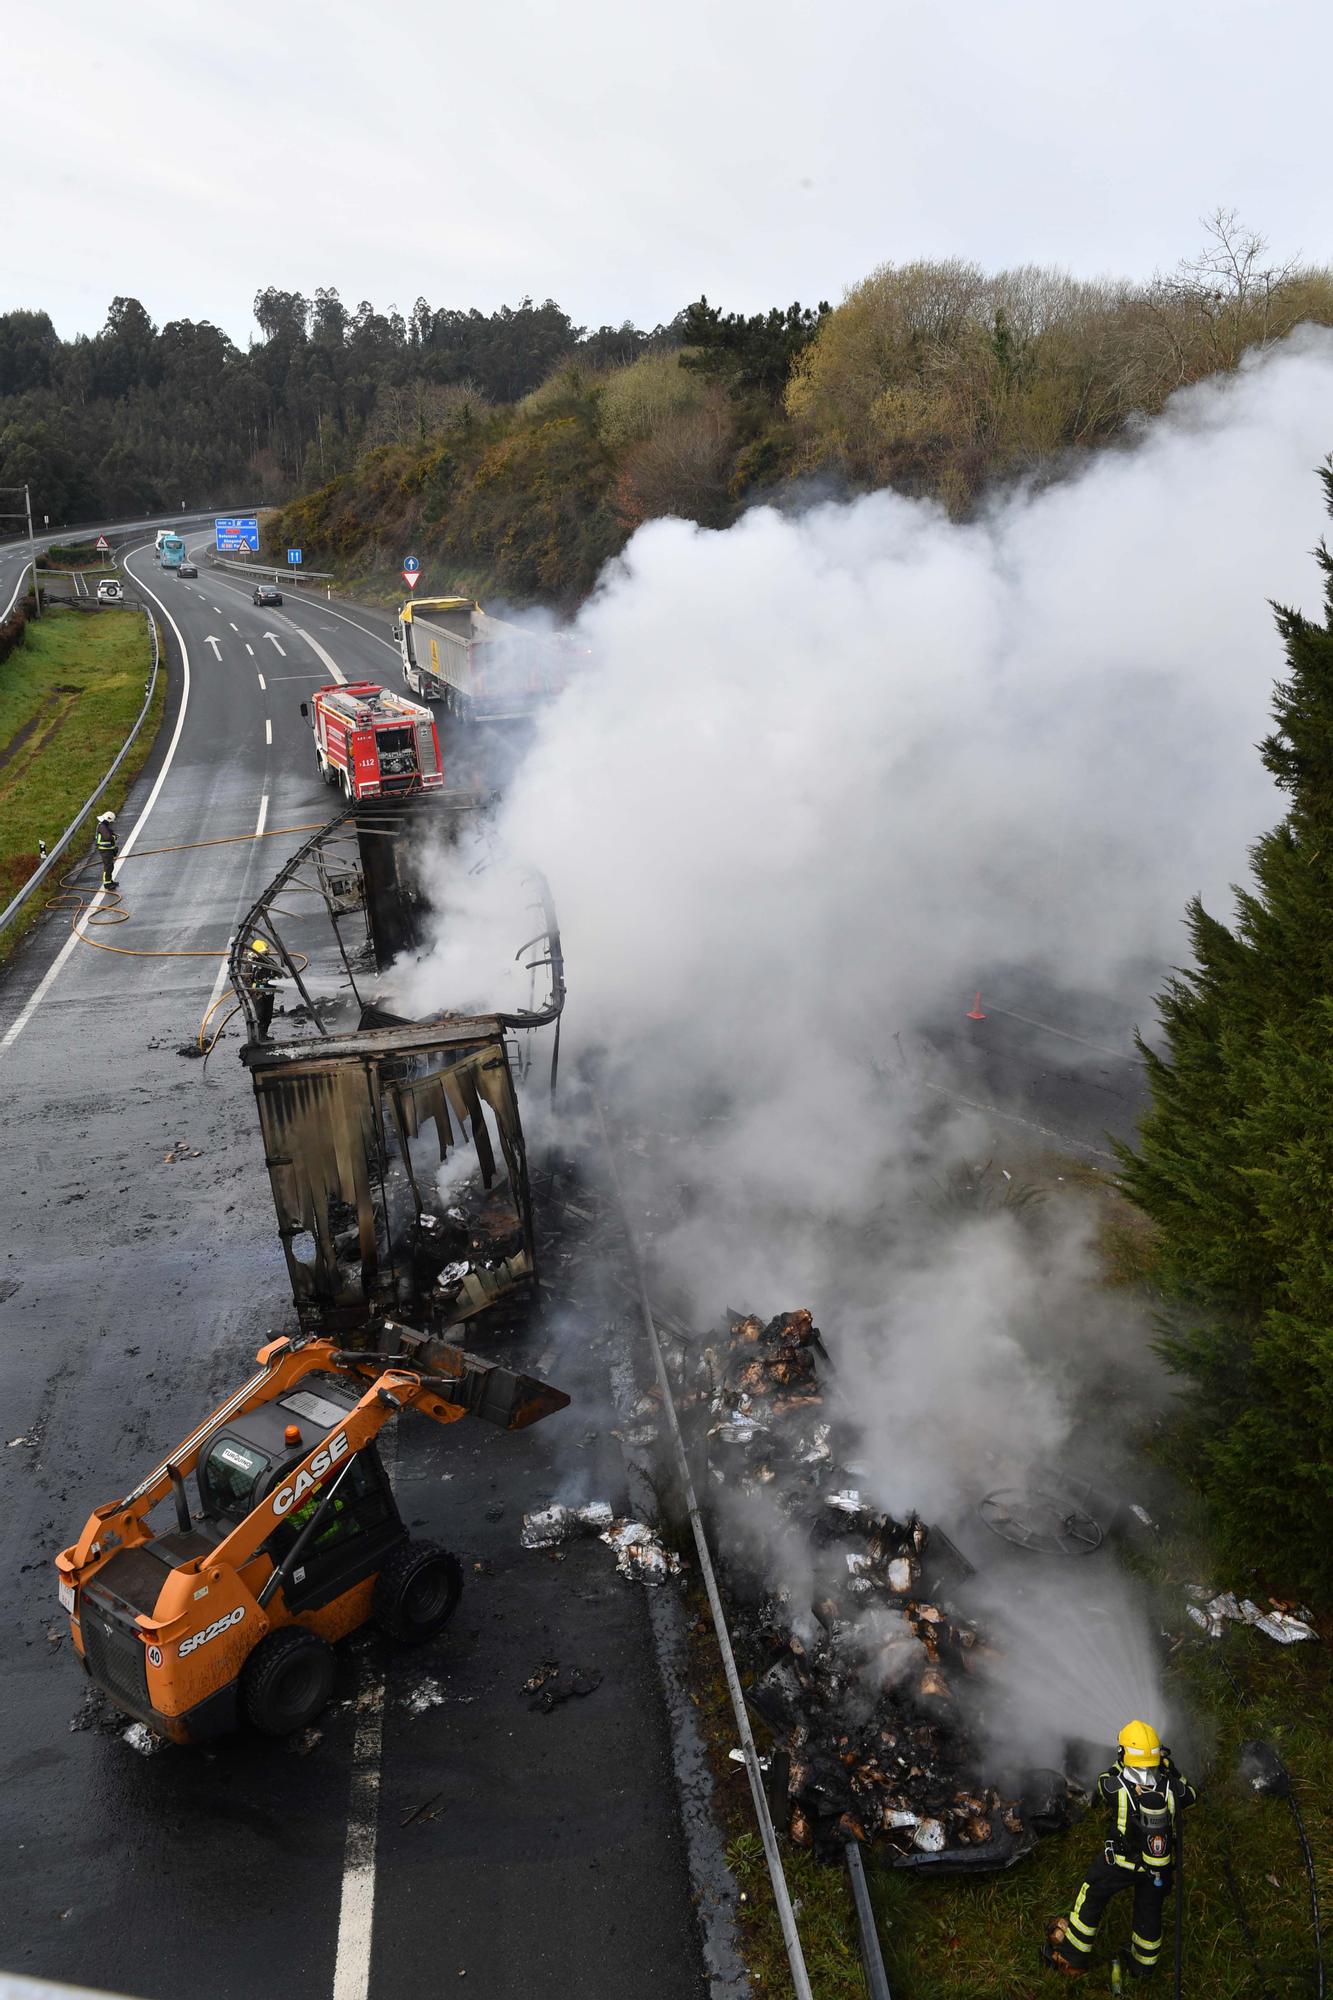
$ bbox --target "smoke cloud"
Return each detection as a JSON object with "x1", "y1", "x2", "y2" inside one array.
[{"x1": 408, "y1": 330, "x2": 1333, "y2": 1757}]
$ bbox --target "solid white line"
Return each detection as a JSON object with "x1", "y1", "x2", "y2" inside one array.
[
  {"x1": 203, "y1": 788, "x2": 269, "y2": 1022},
  {"x1": 331, "y1": 1675, "x2": 385, "y2": 2000},
  {"x1": 257, "y1": 673, "x2": 266, "y2": 691},
  {"x1": 0, "y1": 545, "x2": 192, "y2": 1055},
  {"x1": 295, "y1": 623, "x2": 347, "y2": 685},
  {"x1": 245, "y1": 643, "x2": 254, "y2": 656},
  {"x1": 264, "y1": 718, "x2": 272, "y2": 746}
]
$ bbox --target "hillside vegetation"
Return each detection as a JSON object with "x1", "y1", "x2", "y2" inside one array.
[{"x1": 261, "y1": 214, "x2": 1333, "y2": 608}]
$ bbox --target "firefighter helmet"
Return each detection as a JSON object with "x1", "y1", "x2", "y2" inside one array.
[
  {"x1": 1118, "y1": 1719, "x2": 1162, "y2": 1767},
  {"x1": 98, "y1": 811, "x2": 116, "y2": 823}
]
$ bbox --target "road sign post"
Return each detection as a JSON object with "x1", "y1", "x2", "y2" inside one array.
[{"x1": 402, "y1": 555, "x2": 421, "y2": 591}]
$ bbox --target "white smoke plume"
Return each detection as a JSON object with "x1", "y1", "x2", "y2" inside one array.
[{"x1": 405, "y1": 330, "x2": 1333, "y2": 1752}]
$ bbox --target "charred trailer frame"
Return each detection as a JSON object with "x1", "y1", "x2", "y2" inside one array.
[
  {"x1": 244, "y1": 1016, "x2": 537, "y2": 1335},
  {"x1": 229, "y1": 799, "x2": 565, "y2": 1339}
]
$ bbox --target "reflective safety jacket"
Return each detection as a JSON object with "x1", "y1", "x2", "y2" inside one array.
[
  {"x1": 1096, "y1": 1753, "x2": 1197, "y2": 1874},
  {"x1": 95, "y1": 823, "x2": 118, "y2": 855}
]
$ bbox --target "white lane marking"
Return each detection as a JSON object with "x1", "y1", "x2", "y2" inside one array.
[
  {"x1": 263, "y1": 633, "x2": 286, "y2": 656},
  {"x1": 0, "y1": 545, "x2": 192, "y2": 1055},
  {"x1": 202, "y1": 791, "x2": 269, "y2": 1023},
  {"x1": 295, "y1": 623, "x2": 347, "y2": 685},
  {"x1": 332, "y1": 1675, "x2": 384, "y2": 2000},
  {"x1": 205, "y1": 636, "x2": 222, "y2": 661},
  {"x1": 229, "y1": 621, "x2": 239, "y2": 633},
  {"x1": 211, "y1": 569, "x2": 396, "y2": 659},
  {"x1": 257, "y1": 673, "x2": 266, "y2": 691},
  {"x1": 245, "y1": 643, "x2": 254, "y2": 656},
  {"x1": 331, "y1": 1423, "x2": 395, "y2": 2000},
  {"x1": 264, "y1": 718, "x2": 272, "y2": 746},
  {"x1": 1, "y1": 558, "x2": 32, "y2": 621},
  {"x1": 212, "y1": 605, "x2": 221, "y2": 614}
]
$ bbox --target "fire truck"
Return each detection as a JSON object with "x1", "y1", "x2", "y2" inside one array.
[
  {"x1": 300, "y1": 683, "x2": 444, "y2": 801},
  {"x1": 395, "y1": 596, "x2": 570, "y2": 722}
]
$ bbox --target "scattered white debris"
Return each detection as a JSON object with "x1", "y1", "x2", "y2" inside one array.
[
  {"x1": 401, "y1": 1680, "x2": 449, "y2": 1716},
  {"x1": 825, "y1": 1489, "x2": 862, "y2": 1515},
  {"x1": 520, "y1": 1500, "x2": 614, "y2": 1548},
  {"x1": 885, "y1": 1809, "x2": 919, "y2": 1830},
  {"x1": 600, "y1": 1518, "x2": 682, "y2": 1585},
  {"x1": 728, "y1": 1747, "x2": 771, "y2": 1772},
  {"x1": 887, "y1": 1557, "x2": 915, "y2": 1594},
  {"x1": 1129, "y1": 1504, "x2": 1157, "y2": 1529},
  {"x1": 912, "y1": 1818, "x2": 946, "y2": 1852},
  {"x1": 123, "y1": 1722, "x2": 159, "y2": 1756},
  {"x1": 1186, "y1": 1589, "x2": 1316, "y2": 1644},
  {"x1": 715, "y1": 1416, "x2": 765, "y2": 1445}
]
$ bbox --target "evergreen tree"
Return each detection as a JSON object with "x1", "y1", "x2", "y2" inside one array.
[{"x1": 1120, "y1": 462, "x2": 1333, "y2": 1598}]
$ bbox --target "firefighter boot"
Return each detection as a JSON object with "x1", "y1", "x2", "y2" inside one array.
[{"x1": 1041, "y1": 1919, "x2": 1087, "y2": 1976}]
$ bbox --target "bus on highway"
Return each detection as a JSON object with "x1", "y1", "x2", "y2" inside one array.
[{"x1": 159, "y1": 534, "x2": 186, "y2": 570}]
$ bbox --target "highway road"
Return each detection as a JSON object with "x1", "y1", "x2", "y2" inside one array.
[{"x1": 0, "y1": 534, "x2": 710, "y2": 2000}]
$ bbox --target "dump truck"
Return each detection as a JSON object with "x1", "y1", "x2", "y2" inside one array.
[
  {"x1": 55, "y1": 1330, "x2": 568, "y2": 1742},
  {"x1": 395, "y1": 596, "x2": 569, "y2": 722},
  {"x1": 301, "y1": 681, "x2": 443, "y2": 801}
]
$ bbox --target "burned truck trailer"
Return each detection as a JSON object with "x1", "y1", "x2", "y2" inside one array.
[{"x1": 229, "y1": 796, "x2": 565, "y2": 1337}]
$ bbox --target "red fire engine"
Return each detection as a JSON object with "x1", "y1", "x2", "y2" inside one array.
[{"x1": 301, "y1": 683, "x2": 444, "y2": 801}]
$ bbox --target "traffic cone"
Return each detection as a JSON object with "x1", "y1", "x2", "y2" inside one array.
[{"x1": 966, "y1": 992, "x2": 987, "y2": 1021}]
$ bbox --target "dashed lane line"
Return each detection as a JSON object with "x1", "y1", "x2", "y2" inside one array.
[{"x1": 265, "y1": 719, "x2": 272, "y2": 746}]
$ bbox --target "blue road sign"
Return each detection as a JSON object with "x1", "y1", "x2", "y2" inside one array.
[
  {"x1": 402, "y1": 555, "x2": 421, "y2": 574},
  {"x1": 287, "y1": 548, "x2": 303, "y2": 565},
  {"x1": 215, "y1": 515, "x2": 259, "y2": 554}
]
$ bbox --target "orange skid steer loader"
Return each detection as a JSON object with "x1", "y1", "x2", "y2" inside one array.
[{"x1": 55, "y1": 1329, "x2": 568, "y2": 1743}]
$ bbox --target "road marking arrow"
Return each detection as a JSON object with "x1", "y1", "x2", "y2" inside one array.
[
  {"x1": 205, "y1": 636, "x2": 222, "y2": 660},
  {"x1": 263, "y1": 632, "x2": 286, "y2": 656}
]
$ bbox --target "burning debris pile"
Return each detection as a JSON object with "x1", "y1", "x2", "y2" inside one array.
[{"x1": 670, "y1": 1309, "x2": 1073, "y2": 1869}]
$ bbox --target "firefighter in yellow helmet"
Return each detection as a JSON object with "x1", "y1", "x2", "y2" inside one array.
[{"x1": 1043, "y1": 1721, "x2": 1197, "y2": 1979}]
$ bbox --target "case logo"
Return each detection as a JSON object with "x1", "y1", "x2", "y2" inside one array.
[{"x1": 271, "y1": 1431, "x2": 350, "y2": 1516}]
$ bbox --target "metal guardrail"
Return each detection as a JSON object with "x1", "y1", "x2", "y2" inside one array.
[
  {"x1": 0, "y1": 606, "x2": 162, "y2": 937},
  {"x1": 209, "y1": 554, "x2": 335, "y2": 596}
]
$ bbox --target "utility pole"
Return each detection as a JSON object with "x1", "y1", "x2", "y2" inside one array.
[{"x1": 0, "y1": 484, "x2": 42, "y2": 617}]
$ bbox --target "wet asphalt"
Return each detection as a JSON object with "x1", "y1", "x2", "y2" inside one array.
[{"x1": 0, "y1": 541, "x2": 708, "y2": 2000}]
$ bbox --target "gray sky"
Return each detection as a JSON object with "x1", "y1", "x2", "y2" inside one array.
[{"x1": 11, "y1": 0, "x2": 1329, "y2": 344}]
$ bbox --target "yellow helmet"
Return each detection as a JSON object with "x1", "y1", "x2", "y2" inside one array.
[{"x1": 1118, "y1": 1720, "x2": 1162, "y2": 1768}]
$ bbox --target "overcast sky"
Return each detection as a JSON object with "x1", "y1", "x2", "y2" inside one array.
[{"x1": 11, "y1": 0, "x2": 1329, "y2": 345}]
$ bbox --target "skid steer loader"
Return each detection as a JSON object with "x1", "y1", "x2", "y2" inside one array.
[{"x1": 55, "y1": 1326, "x2": 568, "y2": 1743}]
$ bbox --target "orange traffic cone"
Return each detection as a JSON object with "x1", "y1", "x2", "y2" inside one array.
[{"x1": 967, "y1": 992, "x2": 987, "y2": 1021}]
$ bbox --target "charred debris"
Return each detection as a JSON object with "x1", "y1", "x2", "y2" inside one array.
[
  {"x1": 662, "y1": 1307, "x2": 1080, "y2": 1871},
  {"x1": 228, "y1": 794, "x2": 564, "y2": 1342}
]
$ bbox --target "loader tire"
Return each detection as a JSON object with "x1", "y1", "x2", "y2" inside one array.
[
  {"x1": 241, "y1": 1627, "x2": 335, "y2": 1736},
  {"x1": 373, "y1": 1540, "x2": 462, "y2": 1645}
]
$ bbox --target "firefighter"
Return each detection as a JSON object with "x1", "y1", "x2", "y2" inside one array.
[
  {"x1": 94, "y1": 811, "x2": 118, "y2": 891},
  {"x1": 240, "y1": 934, "x2": 279, "y2": 1036},
  {"x1": 1043, "y1": 1721, "x2": 1196, "y2": 1980}
]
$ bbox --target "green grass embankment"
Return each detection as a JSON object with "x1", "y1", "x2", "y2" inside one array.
[{"x1": 0, "y1": 604, "x2": 163, "y2": 955}]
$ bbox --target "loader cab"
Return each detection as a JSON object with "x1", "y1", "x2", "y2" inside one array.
[{"x1": 196, "y1": 1381, "x2": 406, "y2": 1612}]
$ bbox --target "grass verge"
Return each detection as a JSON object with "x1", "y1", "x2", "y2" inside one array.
[{"x1": 0, "y1": 605, "x2": 163, "y2": 960}]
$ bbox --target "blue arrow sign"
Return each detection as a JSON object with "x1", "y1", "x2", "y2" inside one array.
[
  {"x1": 402, "y1": 555, "x2": 421, "y2": 574},
  {"x1": 287, "y1": 548, "x2": 303, "y2": 565},
  {"x1": 215, "y1": 515, "x2": 259, "y2": 554}
]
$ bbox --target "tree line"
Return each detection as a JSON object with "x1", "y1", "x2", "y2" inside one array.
[
  {"x1": 0, "y1": 289, "x2": 680, "y2": 523},
  {"x1": 263, "y1": 214, "x2": 1333, "y2": 606}
]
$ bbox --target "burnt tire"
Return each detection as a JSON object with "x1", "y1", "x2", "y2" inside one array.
[
  {"x1": 241, "y1": 1627, "x2": 335, "y2": 1736},
  {"x1": 373, "y1": 1540, "x2": 462, "y2": 1645}
]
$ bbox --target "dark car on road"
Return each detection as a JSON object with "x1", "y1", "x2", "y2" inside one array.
[
  {"x1": 254, "y1": 583, "x2": 283, "y2": 606},
  {"x1": 177, "y1": 561, "x2": 198, "y2": 578}
]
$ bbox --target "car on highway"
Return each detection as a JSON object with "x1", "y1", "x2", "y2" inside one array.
[
  {"x1": 95, "y1": 579, "x2": 124, "y2": 604},
  {"x1": 253, "y1": 583, "x2": 283, "y2": 606},
  {"x1": 177, "y1": 560, "x2": 198, "y2": 579}
]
